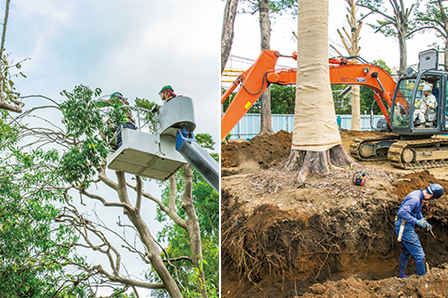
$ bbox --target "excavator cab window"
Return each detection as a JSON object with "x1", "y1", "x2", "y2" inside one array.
[
  {"x1": 412, "y1": 74, "x2": 441, "y2": 129},
  {"x1": 392, "y1": 73, "x2": 442, "y2": 131},
  {"x1": 392, "y1": 79, "x2": 412, "y2": 128}
]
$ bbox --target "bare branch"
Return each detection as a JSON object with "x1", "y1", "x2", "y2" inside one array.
[
  {"x1": 79, "y1": 188, "x2": 134, "y2": 213},
  {"x1": 169, "y1": 176, "x2": 177, "y2": 212}
]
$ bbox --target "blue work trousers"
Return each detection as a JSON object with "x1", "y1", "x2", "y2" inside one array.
[
  {"x1": 116, "y1": 122, "x2": 136, "y2": 147},
  {"x1": 395, "y1": 220, "x2": 426, "y2": 275}
]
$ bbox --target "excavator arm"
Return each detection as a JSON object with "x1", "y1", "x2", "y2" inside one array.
[{"x1": 221, "y1": 50, "x2": 407, "y2": 140}]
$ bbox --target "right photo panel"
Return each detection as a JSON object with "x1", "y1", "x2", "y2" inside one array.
[{"x1": 221, "y1": 0, "x2": 448, "y2": 297}]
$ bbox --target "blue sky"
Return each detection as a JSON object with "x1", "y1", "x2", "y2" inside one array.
[{"x1": 8, "y1": 0, "x2": 220, "y2": 144}]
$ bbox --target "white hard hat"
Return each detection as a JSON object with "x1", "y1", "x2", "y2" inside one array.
[{"x1": 423, "y1": 85, "x2": 431, "y2": 92}]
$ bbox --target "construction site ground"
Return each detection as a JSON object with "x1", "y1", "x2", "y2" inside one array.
[{"x1": 221, "y1": 129, "x2": 448, "y2": 298}]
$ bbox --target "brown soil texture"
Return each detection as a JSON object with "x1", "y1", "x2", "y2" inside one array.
[
  {"x1": 221, "y1": 130, "x2": 292, "y2": 176},
  {"x1": 221, "y1": 130, "x2": 448, "y2": 298}
]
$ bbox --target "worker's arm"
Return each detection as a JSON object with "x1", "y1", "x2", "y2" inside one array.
[
  {"x1": 428, "y1": 95, "x2": 437, "y2": 110},
  {"x1": 397, "y1": 196, "x2": 420, "y2": 225}
]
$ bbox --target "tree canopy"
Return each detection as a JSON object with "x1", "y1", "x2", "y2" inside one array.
[{"x1": 1, "y1": 85, "x2": 218, "y2": 297}]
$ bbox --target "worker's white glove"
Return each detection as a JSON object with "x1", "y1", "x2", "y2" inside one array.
[{"x1": 416, "y1": 219, "x2": 432, "y2": 231}]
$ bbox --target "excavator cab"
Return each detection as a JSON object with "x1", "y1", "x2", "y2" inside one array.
[{"x1": 390, "y1": 49, "x2": 448, "y2": 136}]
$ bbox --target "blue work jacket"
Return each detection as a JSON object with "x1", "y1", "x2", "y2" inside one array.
[{"x1": 396, "y1": 189, "x2": 424, "y2": 226}]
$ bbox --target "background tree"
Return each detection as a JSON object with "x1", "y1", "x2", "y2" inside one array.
[
  {"x1": 0, "y1": 110, "x2": 90, "y2": 297},
  {"x1": 257, "y1": 0, "x2": 274, "y2": 135},
  {"x1": 285, "y1": 0, "x2": 354, "y2": 182},
  {"x1": 358, "y1": 0, "x2": 421, "y2": 75},
  {"x1": 270, "y1": 85, "x2": 295, "y2": 114},
  {"x1": 149, "y1": 146, "x2": 219, "y2": 297},
  {"x1": 412, "y1": 0, "x2": 448, "y2": 70},
  {"x1": 334, "y1": 0, "x2": 363, "y2": 130},
  {"x1": 5, "y1": 86, "x2": 217, "y2": 298},
  {"x1": 237, "y1": 0, "x2": 297, "y2": 135},
  {"x1": 221, "y1": 0, "x2": 239, "y2": 73}
]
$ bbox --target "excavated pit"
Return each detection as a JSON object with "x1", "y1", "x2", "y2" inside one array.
[{"x1": 221, "y1": 130, "x2": 448, "y2": 298}]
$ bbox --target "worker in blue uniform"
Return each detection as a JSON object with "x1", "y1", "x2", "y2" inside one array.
[{"x1": 395, "y1": 183, "x2": 444, "y2": 278}]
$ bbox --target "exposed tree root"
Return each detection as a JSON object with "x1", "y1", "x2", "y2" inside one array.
[{"x1": 283, "y1": 144, "x2": 356, "y2": 182}]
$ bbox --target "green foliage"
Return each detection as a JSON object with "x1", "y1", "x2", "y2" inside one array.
[
  {"x1": 59, "y1": 85, "x2": 120, "y2": 185},
  {"x1": 58, "y1": 136, "x2": 109, "y2": 185},
  {"x1": 270, "y1": 85, "x2": 295, "y2": 114},
  {"x1": 60, "y1": 85, "x2": 103, "y2": 138},
  {"x1": 0, "y1": 115, "x2": 82, "y2": 297},
  {"x1": 135, "y1": 97, "x2": 158, "y2": 133},
  {"x1": 240, "y1": 0, "x2": 298, "y2": 17},
  {"x1": 412, "y1": 1, "x2": 448, "y2": 56},
  {"x1": 195, "y1": 133, "x2": 216, "y2": 151},
  {"x1": 373, "y1": 59, "x2": 391, "y2": 74}
]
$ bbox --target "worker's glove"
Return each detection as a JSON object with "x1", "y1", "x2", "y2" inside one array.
[{"x1": 416, "y1": 219, "x2": 432, "y2": 231}]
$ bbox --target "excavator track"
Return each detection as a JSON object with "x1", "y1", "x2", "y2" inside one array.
[
  {"x1": 349, "y1": 135, "x2": 399, "y2": 162},
  {"x1": 387, "y1": 138, "x2": 448, "y2": 169}
]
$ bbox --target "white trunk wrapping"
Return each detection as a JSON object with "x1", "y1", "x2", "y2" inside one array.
[{"x1": 292, "y1": 0, "x2": 341, "y2": 151}]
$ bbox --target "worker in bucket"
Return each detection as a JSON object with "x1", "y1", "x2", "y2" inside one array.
[
  {"x1": 413, "y1": 85, "x2": 437, "y2": 127},
  {"x1": 159, "y1": 85, "x2": 177, "y2": 103},
  {"x1": 99, "y1": 92, "x2": 136, "y2": 147},
  {"x1": 395, "y1": 183, "x2": 444, "y2": 278}
]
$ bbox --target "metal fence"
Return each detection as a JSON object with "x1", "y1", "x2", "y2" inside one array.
[{"x1": 229, "y1": 114, "x2": 385, "y2": 140}]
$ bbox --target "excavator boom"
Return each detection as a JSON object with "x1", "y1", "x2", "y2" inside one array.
[{"x1": 221, "y1": 50, "x2": 404, "y2": 140}]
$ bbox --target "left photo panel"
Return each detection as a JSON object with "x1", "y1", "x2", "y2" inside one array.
[{"x1": 0, "y1": 0, "x2": 220, "y2": 297}]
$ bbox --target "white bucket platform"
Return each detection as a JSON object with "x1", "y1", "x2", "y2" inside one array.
[{"x1": 106, "y1": 96, "x2": 196, "y2": 180}]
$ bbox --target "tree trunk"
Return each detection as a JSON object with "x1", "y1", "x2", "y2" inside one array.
[
  {"x1": 115, "y1": 171, "x2": 183, "y2": 298},
  {"x1": 445, "y1": 39, "x2": 448, "y2": 71},
  {"x1": 258, "y1": 0, "x2": 273, "y2": 135},
  {"x1": 350, "y1": 85, "x2": 361, "y2": 130},
  {"x1": 182, "y1": 165, "x2": 208, "y2": 298},
  {"x1": 221, "y1": 0, "x2": 239, "y2": 73},
  {"x1": 398, "y1": 29, "x2": 407, "y2": 76},
  {"x1": 288, "y1": 0, "x2": 354, "y2": 181}
]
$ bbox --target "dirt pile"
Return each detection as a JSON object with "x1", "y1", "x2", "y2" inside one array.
[
  {"x1": 221, "y1": 131, "x2": 448, "y2": 298},
  {"x1": 221, "y1": 129, "x2": 399, "y2": 176},
  {"x1": 221, "y1": 130, "x2": 291, "y2": 175},
  {"x1": 302, "y1": 267, "x2": 448, "y2": 298}
]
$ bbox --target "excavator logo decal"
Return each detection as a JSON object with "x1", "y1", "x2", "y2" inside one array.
[
  {"x1": 244, "y1": 101, "x2": 252, "y2": 109},
  {"x1": 357, "y1": 78, "x2": 366, "y2": 82},
  {"x1": 340, "y1": 77, "x2": 356, "y2": 82}
]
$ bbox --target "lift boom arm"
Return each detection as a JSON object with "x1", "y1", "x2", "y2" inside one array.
[
  {"x1": 176, "y1": 127, "x2": 219, "y2": 192},
  {"x1": 221, "y1": 50, "x2": 406, "y2": 140}
]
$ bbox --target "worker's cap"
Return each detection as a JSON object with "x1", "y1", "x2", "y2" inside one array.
[
  {"x1": 159, "y1": 85, "x2": 174, "y2": 96},
  {"x1": 426, "y1": 183, "x2": 444, "y2": 199},
  {"x1": 422, "y1": 85, "x2": 432, "y2": 92},
  {"x1": 110, "y1": 91, "x2": 124, "y2": 99}
]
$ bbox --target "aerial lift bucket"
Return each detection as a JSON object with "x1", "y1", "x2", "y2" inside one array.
[{"x1": 107, "y1": 96, "x2": 196, "y2": 180}]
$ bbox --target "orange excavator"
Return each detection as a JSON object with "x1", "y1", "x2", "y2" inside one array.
[{"x1": 222, "y1": 49, "x2": 448, "y2": 169}]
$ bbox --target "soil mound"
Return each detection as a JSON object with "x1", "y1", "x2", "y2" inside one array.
[
  {"x1": 302, "y1": 267, "x2": 448, "y2": 297},
  {"x1": 221, "y1": 130, "x2": 291, "y2": 175},
  {"x1": 221, "y1": 129, "x2": 398, "y2": 176}
]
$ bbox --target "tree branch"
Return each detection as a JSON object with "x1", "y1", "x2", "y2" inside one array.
[{"x1": 168, "y1": 176, "x2": 177, "y2": 212}]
